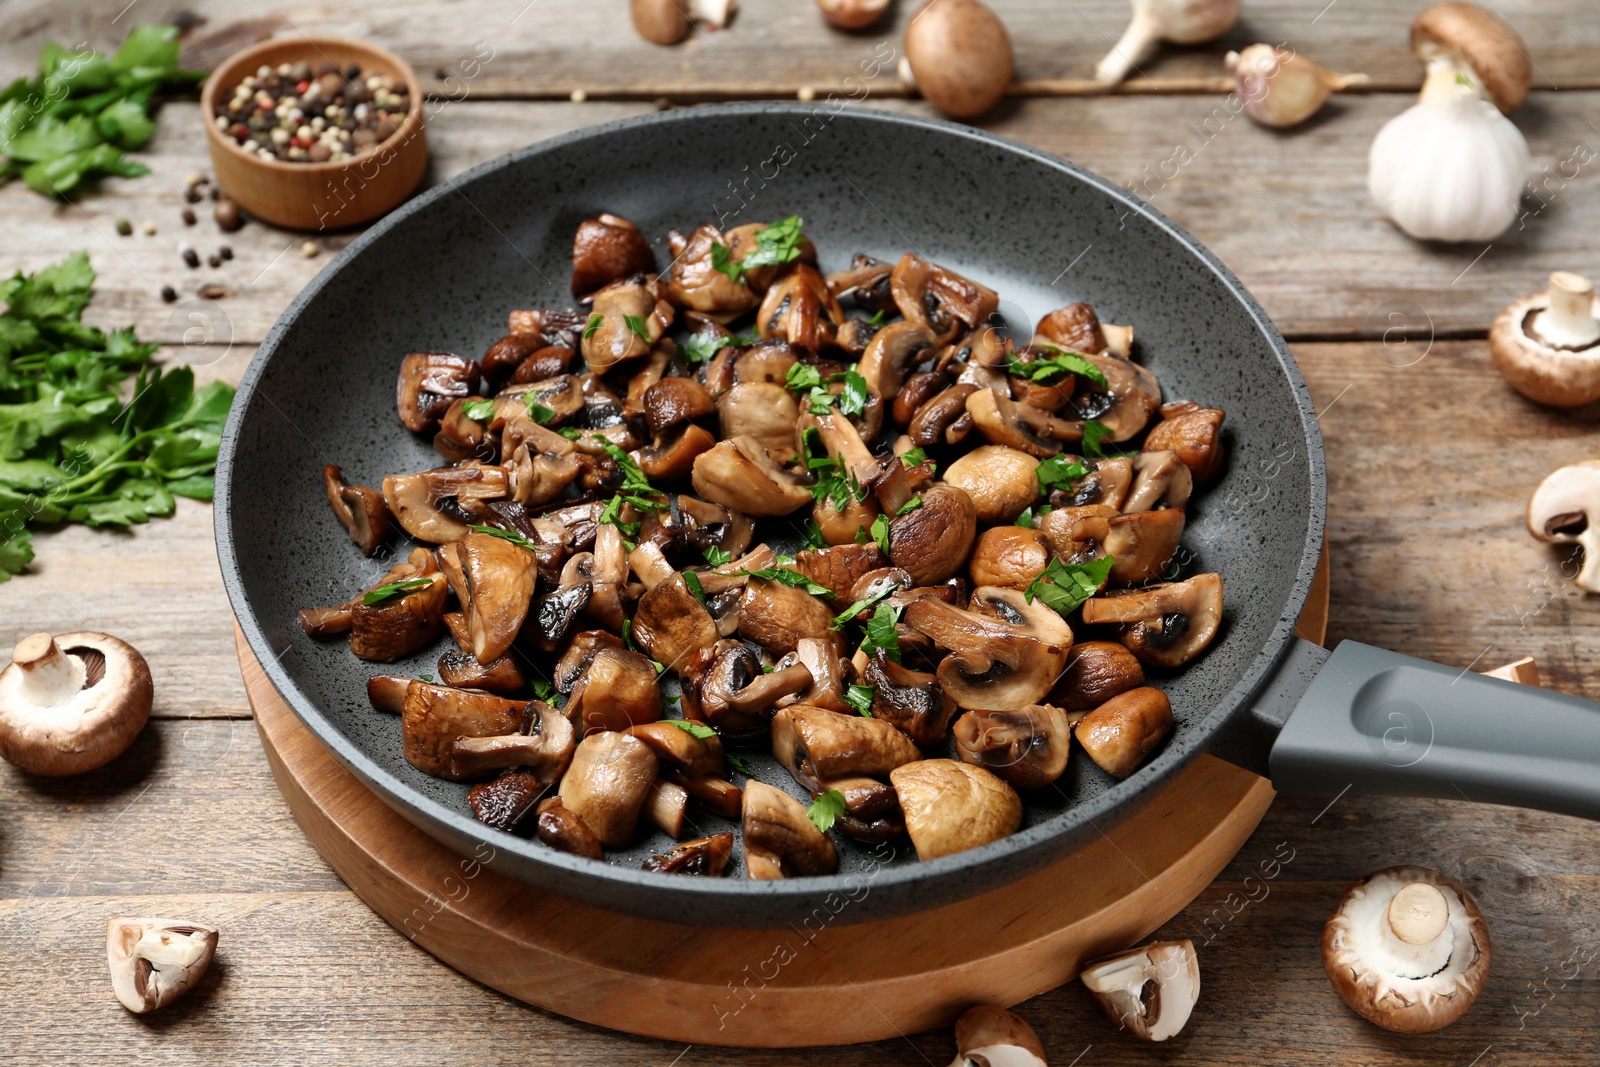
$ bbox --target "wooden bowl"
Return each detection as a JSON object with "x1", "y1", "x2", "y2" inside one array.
[{"x1": 200, "y1": 36, "x2": 427, "y2": 231}]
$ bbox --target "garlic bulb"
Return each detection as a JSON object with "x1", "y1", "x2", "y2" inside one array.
[
  {"x1": 1368, "y1": 63, "x2": 1528, "y2": 242},
  {"x1": 1227, "y1": 44, "x2": 1368, "y2": 128},
  {"x1": 1095, "y1": 0, "x2": 1241, "y2": 87}
]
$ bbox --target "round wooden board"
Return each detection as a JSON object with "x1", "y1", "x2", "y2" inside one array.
[{"x1": 239, "y1": 545, "x2": 1328, "y2": 1047}]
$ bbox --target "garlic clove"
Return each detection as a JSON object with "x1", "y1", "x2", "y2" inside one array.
[{"x1": 1227, "y1": 44, "x2": 1369, "y2": 128}]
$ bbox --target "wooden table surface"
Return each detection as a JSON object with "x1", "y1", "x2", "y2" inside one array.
[{"x1": 3, "y1": 2, "x2": 1599, "y2": 1064}]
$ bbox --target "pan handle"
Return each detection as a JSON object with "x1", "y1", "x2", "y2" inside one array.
[{"x1": 1267, "y1": 640, "x2": 1600, "y2": 821}]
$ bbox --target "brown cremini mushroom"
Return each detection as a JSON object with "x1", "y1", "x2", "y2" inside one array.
[
  {"x1": 890, "y1": 758, "x2": 1022, "y2": 860},
  {"x1": 1143, "y1": 402, "x2": 1225, "y2": 484},
  {"x1": 953, "y1": 703, "x2": 1072, "y2": 791},
  {"x1": 1322, "y1": 866, "x2": 1491, "y2": 1034},
  {"x1": 692, "y1": 436, "x2": 813, "y2": 516},
  {"x1": 0, "y1": 632, "x2": 153, "y2": 776},
  {"x1": 1080, "y1": 573, "x2": 1223, "y2": 669},
  {"x1": 1075, "y1": 686, "x2": 1172, "y2": 779},
  {"x1": 814, "y1": 0, "x2": 887, "y2": 28},
  {"x1": 942, "y1": 445, "x2": 1041, "y2": 525},
  {"x1": 107, "y1": 917, "x2": 218, "y2": 1014},
  {"x1": 1490, "y1": 272, "x2": 1600, "y2": 407},
  {"x1": 571, "y1": 213, "x2": 655, "y2": 296},
  {"x1": 396, "y1": 352, "x2": 480, "y2": 434},
  {"x1": 349, "y1": 570, "x2": 448, "y2": 662},
  {"x1": 889, "y1": 483, "x2": 978, "y2": 585},
  {"x1": 947, "y1": 1005, "x2": 1049, "y2": 1067},
  {"x1": 1526, "y1": 460, "x2": 1600, "y2": 592},
  {"x1": 1047, "y1": 640, "x2": 1145, "y2": 712},
  {"x1": 772, "y1": 703, "x2": 920, "y2": 782},
  {"x1": 566, "y1": 648, "x2": 664, "y2": 734},
  {"x1": 467, "y1": 769, "x2": 545, "y2": 832},
  {"x1": 860, "y1": 652, "x2": 959, "y2": 746},
  {"x1": 322, "y1": 464, "x2": 392, "y2": 555},
  {"x1": 1080, "y1": 939, "x2": 1201, "y2": 1041},
  {"x1": 967, "y1": 526, "x2": 1051, "y2": 590},
  {"x1": 644, "y1": 832, "x2": 737, "y2": 875},
  {"x1": 743, "y1": 779, "x2": 839, "y2": 878},
  {"x1": 535, "y1": 796, "x2": 607, "y2": 858},
  {"x1": 902, "y1": 0, "x2": 1014, "y2": 119},
  {"x1": 904, "y1": 586, "x2": 1073, "y2": 710},
  {"x1": 559, "y1": 730, "x2": 660, "y2": 847},
  {"x1": 698, "y1": 646, "x2": 815, "y2": 734},
  {"x1": 1411, "y1": 1, "x2": 1531, "y2": 114}
]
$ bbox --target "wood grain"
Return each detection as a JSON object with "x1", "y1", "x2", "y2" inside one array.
[{"x1": 2, "y1": 0, "x2": 1596, "y2": 98}]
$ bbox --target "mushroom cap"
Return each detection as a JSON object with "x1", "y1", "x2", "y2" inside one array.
[
  {"x1": 904, "y1": 0, "x2": 1014, "y2": 119},
  {"x1": 1489, "y1": 280, "x2": 1600, "y2": 408},
  {"x1": 943, "y1": 445, "x2": 1041, "y2": 525},
  {"x1": 0, "y1": 631, "x2": 152, "y2": 776},
  {"x1": 742, "y1": 779, "x2": 839, "y2": 878},
  {"x1": 1321, "y1": 865, "x2": 1491, "y2": 1033},
  {"x1": 1411, "y1": 1, "x2": 1531, "y2": 114},
  {"x1": 891, "y1": 758, "x2": 1022, "y2": 860},
  {"x1": 106, "y1": 917, "x2": 218, "y2": 1014},
  {"x1": 692, "y1": 436, "x2": 813, "y2": 516},
  {"x1": 948, "y1": 1004, "x2": 1049, "y2": 1067},
  {"x1": 1526, "y1": 460, "x2": 1600, "y2": 592}
]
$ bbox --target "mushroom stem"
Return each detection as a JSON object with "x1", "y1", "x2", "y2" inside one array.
[
  {"x1": 1387, "y1": 881, "x2": 1450, "y2": 945},
  {"x1": 1577, "y1": 527, "x2": 1600, "y2": 593},
  {"x1": 728, "y1": 663, "x2": 814, "y2": 713},
  {"x1": 1094, "y1": 10, "x2": 1159, "y2": 86},
  {"x1": 12, "y1": 633, "x2": 86, "y2": 707},
  {"x1": 1536, "y1": 272, "x2": 1600, "y2": 349}
]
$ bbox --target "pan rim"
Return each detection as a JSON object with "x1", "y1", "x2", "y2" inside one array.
[{"x1": 217, "y1": 101, "x2": 1327, "y2": 923}]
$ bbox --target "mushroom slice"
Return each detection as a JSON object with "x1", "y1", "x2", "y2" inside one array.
[
  {"x1": 401, "y1": 681, "x2": 531, "y2": 780},
  {"x1": 1143, "y1": 402, "x2": 1225, "y2": 484},
  {"x1": 771, "y1": 704, "x2": 920, "y2": 781},
  {"x1": 890, "y1": 759, "x2": 1022, "y2": 860},
  {"x1": 643, "y1": 832, "x2": 737, "y2": 876},
  {"x1": 669, "y1": 771, "x2": 745, "y2": 818},
  {"x1": 450, "y1": 701, "x2": 576, "y2": 782},
  {"x1": 571, "y1": 213, "x2": 655, "y2": 297},
  {"x1": 644, "y1": 375, "x2": 718, "y2": 436},
  {"x1": 718, "y1": 381, "x2": 801, "y2": 462},
  {"x1": 965, "y1": 387, "x2": 1069, "y2": 458},
  {"x1": 633, "y1": 574, "x2": 718, "y2": 674},
  {"x1": 435, "y1": 397, "x2": 495, "y2": 464},
  {"x1": 1124, "y1": 450, "x2": 1194, "y2": 513},
  {"x1": 1081, "y1": 573, "x2": 1224, "y2": 669},
  {"x1": 552, "y1": 630, "x2": 624, "y2": 692},
  {"x1": 349, "y1": 571, "x2": 448, "y2": 663},
  {"x1": 636, "y1": 423, "x2": 717, "y2": 482},
  {"x1": 467, "y1": 769, "x2": 545, "y2": 832},
  {"x1": 826, "y1": 252, "x2": 896, "y2": 312},
  {"x1": 1104, "y1": 508, "x2": 1185, "y2": 586},
  {"x1": 106, "y1": 918, "x2": 218, "y2": 1014},
  {"x1": 437, "y1": 649, "x2": 526, "y2": 695},
  {"x1": 558, "y1": 731, "x2": 661, "y2": 848},
  {"x1": 904, "y1": 586, "x2": 1073, "y2": 710},
  {"x1": 739, "y1": 577, "x2": 838, "y2": 657},
  {"x1": 1035, "y1": 302, "x2": 1108, "y2": 355},
  {"x1": 1075, "y1": 687, "x2": 1172, "y2": 779},
  {"x1": 1047, "y1": 640, "x2": 1145, "y2": 713},
  {"x1": 0, "y1": 631, "x2": 153, "y2": 776},
  {"x1": 1052, "y1": 455, "x2": 1134, "y2": 511},
  {"x1": 668, "y1": 224, "x2": 757, "y2": 318},
  {"x1": 322, "y1": 465, "x2": 392, "y2": 555},
  {"x1": 947, "y1": 1005, "x2": 1049, "y2": 1067},
  {"x1": 457, "y1": 530, "x2": 539, "y2": 662},
  {"x1": 1037, "y1": 504, "x2": 1115, "y2": 563},
  {"x1": 778, "y1": 636, "x2": 854, "y2": 713},
  {"x1": 1080, "y1": 939, "x2": 1200, "y2": 1041},
  {"x1": 1321, "y1": 865, "x2": 1491, "y2": 1034},
  {"x1": 791, "y1": 542, "x2": 889, "y2": 600},
  {"x1": 943, "y1": 445, "x2": 1041, "y2": 526},
  {"x1": 893, "y1": 369, "x2": 953, "y2": 427},
  {"x1": 583, "y1": 277, "x2": 673, "y2": 372},
  {"x1": 507, "y1": 308, "x2": 590, "y2": 348},
  {"x1": 383, "y1": 465, "x2": 509, "y2": 543},
  {"x1": 479, "y1": 333, "x2": 541, "y2": 388},
  {"x1": 526, "y1": 580, "x2": 593, "y2": 654},
  {"x1": 757, "y1": 263, "x2": 845, "y2": 350},
  {"x1": 742, "y1": 780, "x2": 839, "y2": 878},
  {"x1": 535, "y1": 796, "x2": 606, "y2": 859},
  {"x1": 861, "y1": 652, "x2": 959, "y2": 746},
  {"x1": 1490, "y1": 272, "x2": 1600, "y2": 407},
  {"x1": 691, "y1": 436, "x2": 813, "y2": 516},
  {"x1": 566, "y1": 648, "x2": 664, "y2": 734},
  {"x1": 1526, "y1": 460, "x2": 1600, "y2": 592},
  {"x1": 858, "y1": 320, "x2": 937, "y2": 400},
  {"x1": 396, "y1": 351, "x2": 480, "y2": 433},
  {"x1": 890, "y1": 253, "x2": 999, "y2": 344},
  {"x1": 699, "y1": 645, "x2": 814, "y2": 734},
  {"x1": 888, "y1": 483, "x2": 978, "y2": 586},
  {"x1": 1069, "y1": 351, "x2": 1160, "y2": 443},
  {"x1": 908, "y1": 382, "x2": 978, "y2": 447},
  {"x1": 953, "y1": 704, "x2": 1072, "y2": 790},
  {"x1": 626, "y1": 719, "x2": 724, "y2": 779},
  {"x1": 967, "y1": 526, "x2": 1051, "y2": 590}
]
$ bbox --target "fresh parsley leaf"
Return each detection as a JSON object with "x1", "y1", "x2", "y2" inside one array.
[
  {"x1": 598, "y1": 494, "x2": 640, "y2": 539},
  {"x1": 803, "y1": 522, "x2": 827, "y2": 549},
  {"x1": 623, "y1": 314, "x2": 651, "y2": 340},
  {"x1": 1016, "y1": 508, "x2": 1034, "y2": 529},
  {"x1": 845, "y1": 685, "x2": 875, "y2": 717},
  {"x1": 725, "y1": 752, "x2": 755, "y2": 777},
  {"x1": 1081, "y1": 419, "x2": 1114, "y2": 459},
  {"x1": 469, "y1": 524, "x2": 539, "y2": 552},
  {"x1": 665, "y1": 718, "x2": 717, "y2": 740},
  {"x1": 558, "y1": 427, "x2": 584, "y2": 440},
  {"x1": 710, "y1": 241, "x2": 744, "y2": 283},
  {"x1": 362, "y1": 577, "x2": 432, "y2": 606},
  {"x1": 1008, "y1": 346, "x2": 1110, "y2": 388},
  {"x1": 678, "y1": 330, "x2": 727, "y2": 365},
  {"x1": 1036, "y1": 454, "x2": 1091, "y2": 493},
  {"x1": 870, "y1": 512, "x2": 891, "y2": 557},
  {"x1": 830, "y1": 582, "x2": 896, "y2": 630},
  {"x1": 583, "y1": 313, "x2": 603, "y2": 340},
  {"x1": 835, "y1": 369, "x2": 869, "y2": 416},
  {"x1": 531, "y1": 678, "x2": 557, "y2": 702},
  {"x1": 854, "y1": 525, "x2": 870, "y2": 545},
  {"x1": 861, "y1": 602, "x2": 903, "y2": 663},
  {"x1": 740, "y1": 566, "x2": 833, "y2": 597},
  {"x1": 868, "y1": 309, "x2": 887, "y2": 327},
  {"x1": 896, "y1": 495, "x2": 923, "y2": 517},
  {"x1": 684, "y1": 569, "x2": 706, "y2": 604},
  {"x1": 461, "y1": 398, "x2": 496, "y2": 421},
  {"x1": 743, "y1": 215, "x2": 806, "y2": 270},
  {"x1": 703, "y1": 545, "x2": 732, "y2": 567},
  {"x1": 418, "y1": 673, "x2": 434, "y2": 682},
  {"x1": 526, "y1": 399, "x2": 558, "y2": 424},
  {"x1": 900, "y1": 446, "x2": 929, "y2": 468},
  {"x1": 806, "y1": 788, "x2": 848, "y2": 833},
  {"x1": 785, "y1": 363, "x2": 823, "y2": 392},
  {"x1": 1025, "y1": 556, "x2": 1115, "y2": 616}
]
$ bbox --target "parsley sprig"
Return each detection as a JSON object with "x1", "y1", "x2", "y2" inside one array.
[
  {"x1": 1025, "y1": 556, "x2": 1115, "y2": 616},
  {"x1": 785, "y1": 362, "x2": 869, "y2": 417},
  {"x1": 1008, "y1": 345, "x2": 1109, "y2": 388},
  {"x1": 806, "y1": 789, "x2": 847, "y2": 832},
  {"x1": 1036, "y1": 454, "x2": 1091, "y2": 494}
]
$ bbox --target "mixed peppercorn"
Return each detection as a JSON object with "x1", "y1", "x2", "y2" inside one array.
[{"x1": 212, "y1": 59, "x2": 411, "y2": 163}]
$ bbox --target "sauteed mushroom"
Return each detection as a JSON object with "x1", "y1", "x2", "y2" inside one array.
[
  {"x1": 322, "y1": 465, "x2": 392, "y2": 555},
  {"x1": 953, "y1": 704, "x2": 1072, "y2": 790},
  {"x1": 396, "y1": 352, "x2": 480, "y2": 434},
  {"x1": 904, "y1": 586, "x2": 1073, "y2": 709},
  {"x1": 559, "y1": 730, "x2": 660, "y2": 847},
  {"x1": 743, "y1": 780, "x2": 838, "y2": 878},
  {"x1": 890, "y1": 759, "x2": 1022, "y2": 860},
  {"x1": 571, "y1": 214, "x2": 655, "y2": 297},
  {"x1": 1081, "y1": 573, "x2": 1224, "y2": 668}
]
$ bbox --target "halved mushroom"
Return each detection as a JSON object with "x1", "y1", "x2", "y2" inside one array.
[
  {"x1": 644, "y1": 832, "x2": 737, "y2": 876},
  {"x1": 698, "y1": 644, "x2": 814, "y2": 734},
  {"x1": 858, "y1": 320, "x2": 937, "y2": 401},
  {"x1": 1069, "y1": 351, "x2": 1160, "y2": 443},
  {"x1": 757, "y1": 263, "x2": 845, "y2": 350},
  {"x1": 1047, "y1": 640, "x2": 1145, "y2": 713},
  {"x1": 718, "y1": 381, "x2": 801, "y2": 462},
  {"x1": 1104, "y1": 509, "x2": 1185, "y2": 586},
  {"x1": 449, "y1": 700, "x2": 576, "y2": 781},
  {"x1": 860, "y1": 652, "x2": 959, "y2": 746},
  {"x1": 1037, "y1": 504, "x2": 1115, "y2": 564},
  {"x1": 467, "y1": 769, "x2": 545, "y2": 832},
  {"x1": 451, "y1": 530, "x2": 539, "y2": 662},
  {"x1": 739, "y1": 577, "x2": 838, "y2": 657},
  {"x1": 888, "y1": 483, "x2": 977, "y2": 585},
  {"x1": 526, "y1": 580, "x2": 594, "y2": 654},
  {"x1": 890, "y1": 758, "x2": 1022, "y2": 860},
  {"x1": 1124, "y1": 450, "x2": 1194, "y2": 513},
  {"x1": 571, "y1": 213, "x2": 656, "y2": 297},
  {"x1": 479, "y1": 333, "x2": 541, "y2": 388},
  {"x1": 1080, "y1": 939, "x2": 1200, "y2": 1042},
  {"x1": 947, "y1": 1005, "x2": 1048, "y2": 1067},
  {"x1": 396, "y1": 352, "x2": 480, "y2": 433},
  {"x1": 966, "y1": 386, "x2": 1076, "y2": 458},
  {"x1": 826, "y1": 253, "x2": 896, "y2": 312},
  {"x1": 636, "y1": 423, "x2": 717, "y2": 482},
  {"x1": 776, "y1": 636, "x2": 855, "y2": 713},
  {"x1": 791, "y1": 542, "x2": 890, "y2": 600},
  {"x1": 383, "y1": 465, "x2": 509, "y2": 543},
  {"x1": 668, "y1": 224, "x2": 757, "y2": 318},
  {"x1": 1080, "y1": 573, "x2": 1224, "y2": 669},
  {"x1": 967, "y1": 526, "x2": 1051, "y2": 590},
  {"x1": 506, "y1": 308, "x2": 591, "y2": 349},
  {"x1": 1052, "y1": 455, "x2": 1134, "y2": 511},
  {"x1": 299, "y1": 546, "x2": 440, "y2": 638},
  {"x1": 349, "y1": 571, "x2": 448, "y2": 662},
  {"x1": 1321, "y1": 865, "x2": 1491, "y2": 1034},
  {"x1": 323, "y1": 465, "x2": 392, "y2": 555},
  {"x1": 1526, "y1": 460, "x2": 1600, "y2": 592},
  {"x1": 890, "y1": 254, "x2": 999, "y2": 344},
  {"x1": 953, "y1": 704, "x2": 1072, "y2": 790},
  {"x1": 632, "y1": 573, "x2": 718, "y2": 674},
  {"x1": 908, "y1": 382, "x2": 978, "y2": 446},
  {"x1": 904, "y1": 585, "x2": 1073, "y2": 709},
  {"x1": 437, "y1": 649, "x2": 526, "y2": 695},
  {"x1": 1035, "y1": 302, "x2": 1107, "y2": 354},
  {"x1": 558, "y1": 730, "x2": 660, "y2": 847},
  {"x1": 1143, "y1": 402, "x2": 1225, "y2": 484},
  {"x1": 106, "y1": 918, "x2": 218, "y2": 1014},
  {"x1": 566, "y1": 647, "x2": 664, "y2": 734},
  {"x1": 626, "y1": 719, "x2": 724, "y2": 779},
  {"x1": 401, "y1": 681, "x2": 537, "y2": 780},
  {"x1": 643, "y1": 375, "x2": 718, "y2": 436},
  {"x1": 771, "y1": 703, "x2": 921, "y2": 785},
  {"x1": 1075, "y1": 687, "x2": 1172, "y2": 779},
  {"x1": 692, "y1": 436, "x2": 812, "y2": 516},
  {"x1": 942, "y1": 445, "x2": 1040, "y2": 525},
  {"x1": 0, "y1": 632, "x2": 153, "y2": 776},
  {"x1": 893, "y1": 370, "x2": 952, "y2": 427},
  {"x1": 434, "y1": 397, "x2": 495, "y2": 464},
  {"x1": 742, "y1": 779, "x2": 839, "y2": 878},
  {"x1": 583, "y1": 277, "x2": 673, "y2": 372},
  {"x1": 535, "y1": 796, "x2": 606, "y2": 858}
]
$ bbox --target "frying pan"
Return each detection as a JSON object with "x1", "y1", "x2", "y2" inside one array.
[{"x1": 218, "y1": 104, "x2": 1600, "y2": 928}]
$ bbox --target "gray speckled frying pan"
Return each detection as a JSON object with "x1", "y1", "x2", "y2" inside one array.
[{"x1": 218, "y1": 103, "x2": 1600, "y2": 928}]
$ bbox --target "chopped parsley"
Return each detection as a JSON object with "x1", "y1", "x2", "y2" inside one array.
[
  {"x1": 740, "y1": 566, "x2": 833, "y2": 597},
  {"x1": 683, "y1": 570, "x2": 706, "y2": 604},
  {"x1": 665, "y1": 719, "x2": 717, "y2": 740},
  {"x1": 803, "y1": 522, "x2": 828, "y2": 549},
  {"x1": 1081, "y1": 419, "x2": 1115, "y2": 459},
  {"x1": 583, "y1": 313, "x2": 602, "y2": 340},
  {"x1": 526, "y1": 398, "x2": 558, "y2": 424},
  {"x1": 469, "y1": 524, "x2": 540, "y2": 552},
  {"x1": 742, "y1": 215, "x2": 807, "y2": 271},
  {"x1": 703, "y1": 545, "x2": 733, "y2": 566},
  {"x1": 531, "y1": 678, "x2": 557, "y2": 702},
  {"x1": 867, "y1": 309, "x2": 887, "y2": 327},
  {"x1": 830, "y1": 582, "x2": 896, "y2": 630},
  {"x1": 725, "y1": 752, "x2": 755, "y2": 777},
  {"x1": 461, "y1": 398, "x2": 496, "y2": 421},
  {"x1": 1036, "y1": 454, "x2": 1091, "y2": 494},
  {"x1": 1025, "y1": 556, "x2": 1115, "y2": 616},
  {"x1": 870, "y1": 512, "x2": 891, "y2": 556},
  {"x1": 806, "y1": 788, "x2": 848, "y2": 833},
  {"x1": 678, "y1": 330, "x2": 727, "y2": 364},
  {"x1": 900, "y1": 445, "x2": 930, "y2": 468},
  {"x1": 785, "y1": 362, "x2": 869, "y2": 417},
  {"x1": 845, "y1": 685, "x2": 875, "y2": 717},
  {"x1": 362, "y1": 577, "x2": 432, "y2": 606},
  {"x1": 1008, "y1": 345, "x2": 1109, "y2": 388},
  {"x1": 418, "y1": 673, "x2": 434, "y2": 682},
  {"x1": 623, "y1": 314, "x2": 651, "y2": 340},
  {"x1": 861, "y1": 601, "x2": 903, "y2": 662},
  {"x1": 896, "y1": 495, "x2": 923, "y2": 517},
  {"x1": 597, "y1": 442, "x2": 664, "y2": 538}
]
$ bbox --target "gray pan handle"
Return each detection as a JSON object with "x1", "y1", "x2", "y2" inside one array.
[{"x1": 1223, "y1": 638, "x2": 1600, "y2": 820}]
